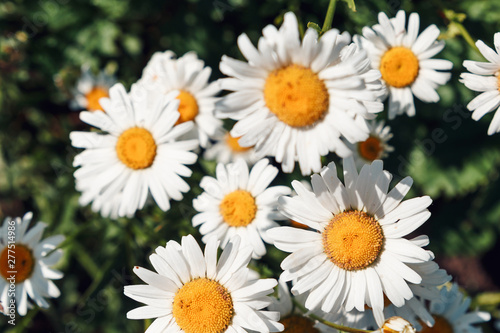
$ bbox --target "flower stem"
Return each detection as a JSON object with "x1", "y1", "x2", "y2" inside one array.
[
  {"x1": 455, "y1": 22, "x2": 480, "y2": 54},
  {"x1": 321, "y1": 0, "x2": 337, "y2": 34},
  {"x1": 293, "y1": 299, "x2": 371, "y2": 333}
]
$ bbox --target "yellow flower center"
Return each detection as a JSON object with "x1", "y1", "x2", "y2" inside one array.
[
  {"x1": 0, "y1": 244, "x2": 34, "y2": 283},
  {"x1": 219, "y1": 190, "x2": 257, "y2": 227},
  {"x1": 281, "y1": 315, "x2": 319, "y2": 333},
  {"x1": 380, "y1": 47, "x2": 419, "y2": 88},
  {"x1": 172, "y1": 278, "x2": 233, "y2": 333},
  {"x1": 116, "y1": 127, "x2": 157, "y2": 170},
  {"x1": 418, "y1": 315, "x2": 453, "y2": 333},
  {"x1": 225, "y1": 134, "x2": 252, "y2": 153},
  {"x1": 85, "y1": 86, "x2": 109, "y2": 111},
  {"x1": 264, "y1": 64, "x2": 329, "y2": 127},
  {"x1": 176, "y1": 90, "x2": 199, "y2": 125},
  {"x1": 497, "y1": 74, "x2": 500, "y2": 92},
  {"x1": 358, "y1": 136, "x2": 383, "y2": 161},
  {"x1": 322, "y1": 210, "x2": 384, "y2": 271}
]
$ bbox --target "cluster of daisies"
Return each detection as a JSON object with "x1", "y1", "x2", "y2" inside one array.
[{"x1": 3, "y1": 6, "x2": 499, "y2": 333}]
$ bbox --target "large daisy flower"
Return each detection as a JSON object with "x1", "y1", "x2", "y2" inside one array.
[
  {"x1": 124, "y1": 234, "x2": 283, "y2": 333},
  {"x1": 460, "y1": 33, "x2": 500, "y2": 135},
  {"x1": 327, "y1": 259, "x2": 451, "y2": 330},
  {"x1": 70, "y1": 65, "x2": 116, "y2": 112},
  {"x1": 357, "y1": 10, "x2": 452, "y2": 119},
  {"x1": 192, "y1": 158, "x2": 291, "y2": 259},
  {"x1": 203, "y1": 129, "x2": 260, "y2": 166},
  {"x1": 136, "y1": 50, "x2": 224, "y2": 148},
  {"x1": 348, "y1": 120, "x2": 394, "y2": 169},
  {"x1": 70, "y1": 83, "x2": 198, "y2": 218},
  {"x1": 0, "y1": 212, "x2": 64, "y2": 316},
  {"x1": 417, "y1": 283, "x2": 490, "y2": 333},
  {"x1": 267, "y1": 157, "x2": 442, "y2": 326},
  {"x1": 217, "y1": 12, "x2": 384, "y2": 176}
]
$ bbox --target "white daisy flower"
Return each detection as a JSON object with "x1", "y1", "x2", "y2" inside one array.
[
  {"x1": 267, "y1": 157, "x2": 443, "y2": 326},
  {"x1": 348, "y1": 120, "x2": 394, "y2": 169},
  {"x1": 203, "y1": 129, "x2": 260, "y2": 166},
  {"x1": 136, "y1": 50, "x2": 224, "y2": 148},
  {"x1": 124, "y1": 234, "x2": 284, "y2": 333},
  {"x1": 357, "y1": 10, "x2": 453, "y2": 119},
  {"x1": 70, "y1": 83, "x2": 198, "y2": 218},
  {"x1": 71, "y1": 65, "x2": 116, "y2": 112},
  {"x1": 0, "y1": 212, "x2": 64, "y2": 316},
  {"x1": 417, "y1": 283, "x2": 490, "y2": 333},
  {"x1": 460, "y1": 32, "x2": 500, "y2": 135},
  {"x1": 268, "y1": 278, "x2": 334, "y2": 333},
  {"x1": 372, "y1": 317, "x2": 416, "y2": 333},
  {"x1": 192, "y1": 158, "x2": 291, "y2": 259},
  {"x1": 217, "y1": 12, "x2": 384, "y2": 176}
]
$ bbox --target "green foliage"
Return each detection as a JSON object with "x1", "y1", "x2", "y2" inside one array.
[{"x1": 2, "y1": 0, "x2": 500, "y2": 331}]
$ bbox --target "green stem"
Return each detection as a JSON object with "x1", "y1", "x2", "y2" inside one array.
[
  {"x1": 321, "y1": 0, "x2": 337, "y2": 34},
  {"x1": 293, "y1": 299, "x2": 371, "y2": 333},
  {"x1": 454, "y1": 22, "x2": 480, "y2": 55}
]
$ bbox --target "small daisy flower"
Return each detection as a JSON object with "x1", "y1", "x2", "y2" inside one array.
[
  {"x1": 218, "y1": 12, "x2": 384, "y2": 176},
  {"x1": 124, "y1": 234, "x2": 284, "y2": 333},
  {"x1": 136, "y1": 50, "x2": 224, "y2": 148},
  {"x1": 70, "y1": 83, "x2": 198, "y2": 218},
  {"x1": 203, "y1": 129, "x2": 259, "y2": 166},
  {"x1": 417, "y1": 283, "x2": 490, "y2": 333},
  {"x1": 349, "y1": 120, "x2": 394, "y2": 169},
  {"x1": 373, "y1": 317, "x2": 416, "y2": 333},
  {"x1": 268, "y1": 157, "x2": 442, "y2": 326},
  {"x1": 269, "y1": 278, "x2": 334, "y2": 333},
  {"x1": 357, "y1": 10, "x2": 453, "y2": 119},
  {"x1": 460, "y1": 33, "x2": 500, "y2": 135},
  {"x1": 193, "y1": 158, "x2": 291, "y2": 259},
  {"x1": 0, "y1": 212, "x2": 64, "y2": 316},
  {"x1": 71, "y1": 65, "x2": 116, "y2": 112}
]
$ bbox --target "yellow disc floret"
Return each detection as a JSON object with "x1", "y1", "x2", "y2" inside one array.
[
  {"x1": 116, "y1": 127, "x2": 157, "y2": 170},
  {"x1": 226, "y1": 134, "x2": 252, "y2": 153},
  {"x1": 264, "y1": 64, "x2": 329, "y2": 127},
  {"x1": 281, "y1": 315, "x2": 320, "y2": 333},
  {"x1": 85, "y1": 86, "x2": 109, "y2": 111},
  {"x1": 418, "y1": 315, "x2": 453, "y2": 333},
  {"x1": 176, "y1": 90, "x2": 199, "y2": 125},
  {"x1": 358, "y1": 136, "x2": 383, "y2": 162},
  {"x1": 219, "y1": 190, "x2": 257, "y2": 227},
  {"x1": 173, "y1": 278, "x2": 234, "y2": 333},
  {"x1": 380, "y1": 47, "x2": 419, "y2": 88},
  {"x1": 0, "y1": 244, "x2": 34, "y2": 283},
  {"x1": 322, "y1": 210, "x2": 384, "y2": 271}
]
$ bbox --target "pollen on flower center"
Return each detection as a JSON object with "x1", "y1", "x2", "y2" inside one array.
[
  {"x1": 219, "y1": 190, "x2": 257, "y2": 227},
  {"x1": 0, "y1": 244, "x2": 34, "y2": 283},
  {"x1": 85, "y1": 86, "x2": 109, "y2": 111},
  {"x1": 418, "y1": 315, "x2": 453, "y2": 333},
  {"x1": 176, "y1": 90, "x2": 199, "y2": 125},
  {"x1": 281, "y1": 315, "x2": 320, "y2": 333},
  {"x1": 225, "y1": 134, "x2": 252, "y2": 153},
  {"x1": 116, "y1": 127, "x2": 157, "y2": 170},
  {"x1": 172, "y1": 278, "x2": 233, "y2": 333},
  {"x1": 358, "y1": 136, "x2": 383, "y2": 161},
  {"x1": 380, "y1": 47, "x2": 419, "y2": 88},
  {"x1": 322, "y1": 210, "x2": 384, "y2": 271},
  {"x1": 264, "y1": 64, "x2": 329, "y2": 127}
]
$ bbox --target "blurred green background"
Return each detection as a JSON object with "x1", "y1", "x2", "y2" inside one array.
[{"x1": 1, "y1": 0, "x2": 500, "y2": 331}]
